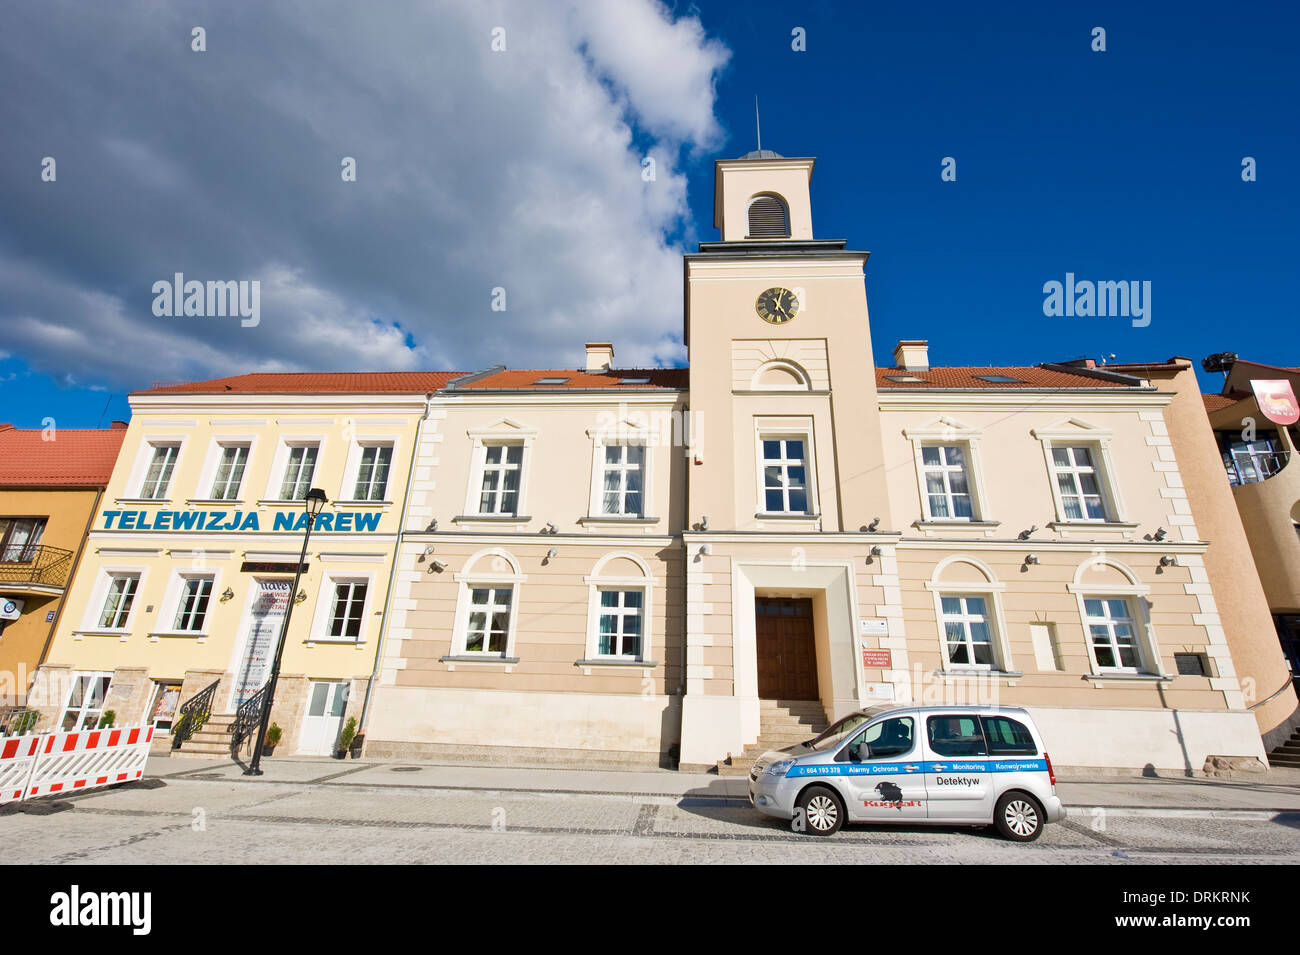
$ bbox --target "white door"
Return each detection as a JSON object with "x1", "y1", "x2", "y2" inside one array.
[{"x1": 298, "y1": 681, "x2": 349, "y2": 755}]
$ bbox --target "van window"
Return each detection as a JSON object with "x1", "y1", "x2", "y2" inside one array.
[
  {"x1": 980, "y1": 716, "x2": 1038, "y2": 756},
  {"x1": 840, "y1": 716, "x2": 915, "y2": 762},
  {"x1": 927, "y1": 715, "x2": 988, "y2": 757}
]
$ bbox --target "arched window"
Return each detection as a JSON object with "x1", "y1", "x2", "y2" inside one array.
[{"x1": 747, "y1": 194, "x2": 790, "y2": 238}]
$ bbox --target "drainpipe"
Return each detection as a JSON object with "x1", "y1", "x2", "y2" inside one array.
[
  {"x1": 35, "y1": 484, "x2": 104, "y2": 696},
  {"x1": 358, "y1": 393, "x2": 434, "y2": 737}
]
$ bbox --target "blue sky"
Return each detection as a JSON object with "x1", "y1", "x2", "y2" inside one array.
[{"x1": 1, "y1": 1, "x2": 1295, "y2": 428}]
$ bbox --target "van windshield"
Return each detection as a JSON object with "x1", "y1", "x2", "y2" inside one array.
[{"x1": 806, "y1": 705, "x2": 896, "y2": 748}]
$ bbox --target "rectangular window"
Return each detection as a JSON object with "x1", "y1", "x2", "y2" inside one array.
[
  {"x1": 761, "y1": 437, "x2": 809, "y2": 513},
  {"x1": 940, "y1": 595, "x2": 994, "y2": 667},
  {"x1": 210, "y1": 445, "x2": 249, "y2": 500},
  {"x1": 601, "y1": 445, "x2": 645, "y2": 516},
  {"x1": 0, "y1": 517, "x2": 46, "y2": 562},
  {"x1": 1084, "y1": 597, "x2": 1141, "y2": 671},
  {"x1": 1175, "y1": 652, "x2": 1208, "y2": 676},
  {"x1": 927, "y1": 714, "x2": 988, "y2": 757},
  {"x1": 478, "y1": 444, "x2": 523, "y2": 514},
  {"x1": 172, "y1": 576, "x2": 214, "y2": 631},
  {"x1": 597, "y1": 589, "x2": 643, "y2": 658},
  {"x1": 353, "y1": 445, "x2": 392, "y2": 501},
  {"x1": 921, "y1": 445, "x2": 973, "y2": 519},
  {"x1": 1051, "y1": 446, "x2": 1107, "y2": 520},
  {"x1": 62, "y1": 673, "x2": 112, "y2": 731},
  {"x1": 1216, "y1": 431, "x2": 1284, "y2": 486},
  {"x1": 279, "y1": 444, "x2": 319, "y2": 500},
  {"x1": 328, "y1": 582, "x2": 368, "y2": 640},
  {"x1": 98, "y1": 573, "x2": 140, "y2": 629},
  {"x1": 465, "y1": 587, "x2": 512, "y2": 653},
  {"x1": 980, "y1": 716, "x2": 1039, "y2": 756},
  {"x1": 149, "y1": 682, "x2": 182, "y2": 732},
  {"x1": 141, "y1": 444, "x2": 180, "y2": 499}
]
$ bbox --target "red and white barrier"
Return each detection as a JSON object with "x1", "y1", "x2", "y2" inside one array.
[{"x1": 1, "y1": 725, "x2": 154, "y2": 804}]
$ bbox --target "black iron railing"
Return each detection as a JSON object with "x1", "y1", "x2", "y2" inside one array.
[
  {"x1": 171, "y1": 679, "x2": 219, "y2": 750},
  {"x1": 230, "y1": 684, "x2": 270, "y2": 751},
  {"x1": 0, "y1": 706, "x2": 40, "y2": 736},
  {"x1": 0, "y1": 545, "x2": 74, "y2": 589}
]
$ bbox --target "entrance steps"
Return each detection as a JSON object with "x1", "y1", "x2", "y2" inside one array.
[
  {"x1": 170, "y1": 713, "x2": 238, "y2": 759},
  {"x1": 1269, "y1": 726, "x2": 1300, "y2": 769},
  {"x1": 717, "y1": 700, "x2": 827, "y2": 777}
]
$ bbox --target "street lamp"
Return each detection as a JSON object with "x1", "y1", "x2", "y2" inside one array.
[{"x1": 245, "y1": 487, "x2": 328, "y2": 776}]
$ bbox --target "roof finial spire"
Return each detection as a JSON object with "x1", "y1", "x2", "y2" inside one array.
[{"x1": 754, "y1": 95, "x2": 762, "y2": 152}]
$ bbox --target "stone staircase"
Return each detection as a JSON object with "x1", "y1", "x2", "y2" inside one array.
[
  {"x1": 1268, "y1": 726, "x2": 1300, "y2": 769},
  {"x1": 716, "y1": 700, "x2": 828, "y2": 777},
  {"x1": 170, "y1": 713, "x2": 238, "y2": 759}
]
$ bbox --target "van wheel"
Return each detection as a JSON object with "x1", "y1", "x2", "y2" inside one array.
[
  {"x1": 995, "y1": 792, "x2": 1044, "y2": 842},
  {"x1": 797, "y1": 786, "x2": 844, "y2": 836}
]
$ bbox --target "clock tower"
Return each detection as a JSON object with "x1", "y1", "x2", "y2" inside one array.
[{"x1": 679, "y1": 148, "x2": 896, "y2": 768}]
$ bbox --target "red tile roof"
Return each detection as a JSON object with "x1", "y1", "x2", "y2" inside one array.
[
  {"x1": 135, "y1": 372, "x2": 468, "y2": 395},
  {"x1": 874, "y1": 366, "x2": 1132, "y2": 389},
  {"x1": 0, "y1": 425, "x2": 127, "y2": 487},
  {"x1": 454, "y1": 368, "x2": 690, "y2": 390}
]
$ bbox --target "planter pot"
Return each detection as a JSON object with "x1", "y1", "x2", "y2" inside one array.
[
  {"x1": 262, "y1": 745, "x2": 277, "y2": 757},
  {"x1": 333, "y1": 749, "x2": 346, "y2": 759}
]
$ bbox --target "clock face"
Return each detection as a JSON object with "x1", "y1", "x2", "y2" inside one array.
[{"x1": 755, "y1": 287, "x2": 800, "y2": 324}]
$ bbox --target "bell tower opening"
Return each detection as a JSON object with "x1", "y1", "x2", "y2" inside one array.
[{"x1": 713, "y1": 149, "x2": 815, "y2": 243}]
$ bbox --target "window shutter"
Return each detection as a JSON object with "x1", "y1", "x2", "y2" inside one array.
[{"x1": 748, "y1": 195, "x2": 789, "y2": 238}]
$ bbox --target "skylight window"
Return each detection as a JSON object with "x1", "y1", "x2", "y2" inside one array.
[
  {"x1": 533, "y1": 377, "x2": 570, "y2": 385},
  {"x1": 974, "y1": 375, "x2": 1028, "y2": 384},
  {"x1": 885, "y1": 374, "x2": 927, "y2": 383},
  {"x1": 618, "y1": 377, "x2": 652, "y2": 385}
]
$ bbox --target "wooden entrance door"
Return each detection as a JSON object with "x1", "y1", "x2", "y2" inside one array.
[{"x1": 755, "y1": 597, "x2": 818, "y2": 700}]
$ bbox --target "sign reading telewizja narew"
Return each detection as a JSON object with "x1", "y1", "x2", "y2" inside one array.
[{"x1": 99, "y1": 508, "x2": 382, "y2": 532}]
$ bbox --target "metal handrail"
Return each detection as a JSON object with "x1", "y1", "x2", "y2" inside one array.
[
  {"x1": 230, "y1": 684, "x2": 270, "y2": 751},
  {"x1": 1249, "y1": 675, "x2": 1299, "y2": 710},
  {"x1": 0, "y1": 545, "x2": 75, "y2": 588},
  {"x1": 171, "y1": 679, "x2": 219, "y2": 749},
  {"x1": 1225, "y1": 448, "x2": 1291, "y2": 487},
  {"x1": 0, "y1": 706, "x2": 40, "y2": 736}
]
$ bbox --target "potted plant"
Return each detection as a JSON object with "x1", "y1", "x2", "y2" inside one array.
[
  {"x1": 98, "y1": 710, "x2": 116, "y2": 729},
  {"x1": 335, "y1": 716, "x2": 357, "y2": 759},
  {"x1": 349, "y1": 731, "x2": 364, "y2": 759},
  {"x1": 263, "y1": 722, "x2": 282, "y2": 757}
]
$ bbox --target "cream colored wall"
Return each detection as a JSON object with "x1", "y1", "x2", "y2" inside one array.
[
  {"x1": 715, "y1": 159, "x2": 815, "y2": 241},
  {"x1": 33, "y1": 400, "x2": 423, "y2": 729}
]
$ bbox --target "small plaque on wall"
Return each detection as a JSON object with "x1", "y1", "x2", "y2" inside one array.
[
  {"x1": 861, "y1": 649, "x2": 892, "y2": 668},
  {"x1": 859, "y1": 618, "x2": 888, "y2": 636},
  {"x1": 862, "y1": 682, "x2": 896, "y2": 701}
]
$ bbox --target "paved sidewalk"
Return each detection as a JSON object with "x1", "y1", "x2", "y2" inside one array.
[{"x1": 147, "y1": 755, "x2": 1300, "y2": 814}]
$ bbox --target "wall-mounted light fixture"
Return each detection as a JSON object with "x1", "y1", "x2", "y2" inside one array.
[
  {"x1": 1017, "y1": 525, "x2": 1039, "y2": 540},
  {"x1": 426, "y1": 518, "x2": 438, "y2": 532},
  {"x1": 428, "y1": 559, "x2": 447, "y2": 573},
  {"x1": 543, "y1": 522, "x2": 557, "y2": 535},
  {"x1": 862, "y1": 517, "x2": 880, "y2": 533},
  {"x1": 542, "y1": 547, "x2": 557, "y2": 566},
  {"x1": 1159, "y1": 554, "x2": 1179, "y2": 568},
  {"x1": 294, "y1": 589, "x2": 308, "y2": 604},
  {"x1": 1024, "y1": 554, "x2": 1040, "y2": 565},
  {"x1": 418, "y1": 545, "x2": 435, "y2": 562},
  {"x1": 220, "y1": 587, "x2": 235, "y2": 603}
]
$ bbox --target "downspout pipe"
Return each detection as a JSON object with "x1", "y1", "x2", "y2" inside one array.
[{"x1": 358, "y1": 393, "x2": 433, "y2": 738}]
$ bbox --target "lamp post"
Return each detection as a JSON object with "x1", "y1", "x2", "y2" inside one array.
[{"x1": 245, "y1": 487, "x2": 328, "y2": 776}]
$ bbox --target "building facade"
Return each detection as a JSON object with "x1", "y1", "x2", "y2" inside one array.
[
  {"x1": 27, "y1": 373, "x2": 460, "y2": 754},
  {"x1": 0, "y1": 422, "x2": 126, "y2": 718}
]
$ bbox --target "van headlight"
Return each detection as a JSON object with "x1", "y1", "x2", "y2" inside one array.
[{"x1": 765, "y1": 759, "x2": 795, "y2": 776}]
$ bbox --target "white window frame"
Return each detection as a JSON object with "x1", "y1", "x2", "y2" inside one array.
[
  {"x1": 84, "y1": 568, "x2": 146, "y2": 634},
  {"x1": 586, "y1": 419, "x2": 655, "y2": 520},
  {"x1": 339, "y1": 434, "x2": 401, "y2": 504},
  {"x1": 167, "y1": 572, "x2": 217, "y2": 635},
  {"x1": 754, "y1": 420, "x2": 818, "y2": 516},
  {"x1": 1067, "y1": 558, "x2": 1161, "y2": 675},
  {"x1": 262, "y1": 436, "x2": 326, "y2": 502},
  {"x1": 308, "y1": 573, "x2": 376, "y2": 645},
  {"x1": 195, "y1": 438, "x2": 255, "y2": 503},
  {"x1": 129, "y1": 440, "x2": 185, "y2": 501},
  {"x1": 1080, "y1": 596, "x2": 1144, "y2": 674},
  {"x1": 462, "y1": 421, "x2": 538, "y2": 519},
  {"x1": 1031, "y1": 420, "x2": 1128, "y2": 524},
  {"x1": 924, "y1": 557, "x2": 1013, "y2": 673},
  {"x1": 903, "y1": 418, "x2": 991, "y2": 523},
  {"x1": 450, "y1": 550, "x2": 526, "y2": 658},
  {"x1": 936, "y1": 594, "x2": 997, "y2": 670},
  {"x1": 61, "y1": 671, "x2": 113, "y2": 731},
  {"x1": 583, "y1": 552, "x2": 656, "y2": 664}
]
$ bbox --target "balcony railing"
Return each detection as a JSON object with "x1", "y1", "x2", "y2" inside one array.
[
  {"x1": 1225, "y1": 449, "x2": 1291, "y2": 487},
  {"x1": 0, "y1": 544, "x2": 75, "y2": 589}
]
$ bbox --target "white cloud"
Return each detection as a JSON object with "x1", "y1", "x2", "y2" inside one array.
[{"x1": 0, "y1": 0, "x2": 731, "y2": 388}]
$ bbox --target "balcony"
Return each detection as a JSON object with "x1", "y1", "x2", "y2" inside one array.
[
  {"x1": 0, "y1": 545, "x2": 75, "y2": 594},
  {"x1": 1225, "y1": 448, "x2": 1290, "y2": 487}
]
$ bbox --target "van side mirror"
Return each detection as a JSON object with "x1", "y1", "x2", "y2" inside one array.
[{"x1": 854, "y1": 742, "x2": 872, "y2": 762}]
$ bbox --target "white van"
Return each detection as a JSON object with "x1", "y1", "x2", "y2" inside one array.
[{"x1": 747, "y1": 703, "x2": 1066, "y2": 840}]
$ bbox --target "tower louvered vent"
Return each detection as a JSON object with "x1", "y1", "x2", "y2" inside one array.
[{"x1": 747, "y1": 195, "x2": 789, "y2": 238}]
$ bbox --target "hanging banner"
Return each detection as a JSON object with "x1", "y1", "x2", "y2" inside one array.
[
  {"x1": 1251, "y1": 379, "x2": 1300, "y2": 426},
  {"x1": 232, "y1": 580, "x2": 291, "y2": 706}
]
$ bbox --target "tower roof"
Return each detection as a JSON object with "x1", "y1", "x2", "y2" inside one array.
[{"x1": 738, "y1": 149, "x2": 784, "y2": 159}]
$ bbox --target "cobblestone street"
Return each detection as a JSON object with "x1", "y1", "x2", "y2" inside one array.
[{"x1": 6, "y1": 757, "x2": 1300, "y2": 865}]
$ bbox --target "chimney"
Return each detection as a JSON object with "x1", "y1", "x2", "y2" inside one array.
[
  {"x1": 585, "y1": 342, "x2": 615, "y2": 372},
  {"x1": 110, "y1": 420, "x2": 129, "y2": 429},
  {"x1": 893, "y1": 340, "x2": 930, "y2": 372}
]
